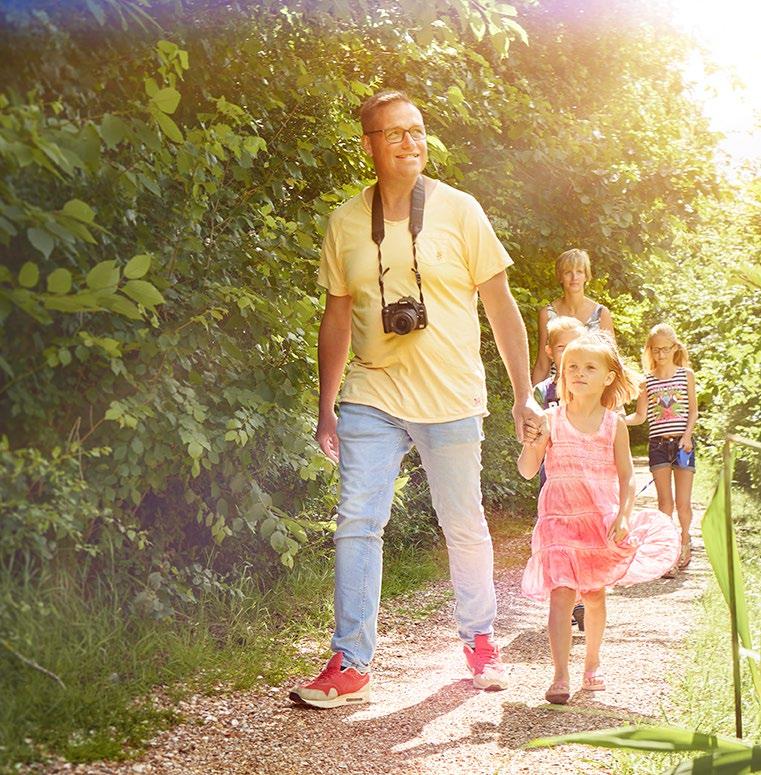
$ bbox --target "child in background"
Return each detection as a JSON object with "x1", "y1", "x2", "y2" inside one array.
[
  {"x1": 626, "y1": 324, "x2": 697, "y2": 578},
  {"x1": 518, "y1": 332, "x2": 680, "y2": 705},
  {"x1": 534, "y1": 316, "x2": 586, "y2": 415},
  {"x1": 534, "y1": 316, "x2": 586, "y2": 630}
]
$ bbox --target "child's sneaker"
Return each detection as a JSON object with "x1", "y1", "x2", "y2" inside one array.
[
  {"x1": 463, "y1": 633, "x2": 509, "y2": 690},
  {"x1": 288, "y1": 652, "x2": 370, "y2": 709}
]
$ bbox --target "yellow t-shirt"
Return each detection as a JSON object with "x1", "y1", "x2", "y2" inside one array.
[{"x1": 317, "y1": 180, "x2": 512, "y2": 422}]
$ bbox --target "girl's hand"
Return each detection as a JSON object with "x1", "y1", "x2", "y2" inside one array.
[
  {"x1": 679, "y1": 434, "x2": 693, "y2": 453},
  {"x1": 608, "y1": 515, "x2": 628, "y2": 543}
]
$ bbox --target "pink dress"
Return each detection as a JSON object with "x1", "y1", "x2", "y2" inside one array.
[{"x1": 521, "y1": 405, "x2": 680, "y2": 601}]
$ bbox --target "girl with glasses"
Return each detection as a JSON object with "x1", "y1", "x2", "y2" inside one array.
[{"x1": 626, "y1": 323, "x2": 698, "y2": 578}]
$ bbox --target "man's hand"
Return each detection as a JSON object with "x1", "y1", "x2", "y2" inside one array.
[
  {"x1": 315, "y1": 409, "x2": 340, "y2": 464},
  {"x1": 512, "y1": 396, "x2": 546, "y2": 445}
]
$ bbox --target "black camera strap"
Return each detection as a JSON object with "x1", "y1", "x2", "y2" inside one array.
[{"x1": 371, "y1": 176, "x2": 426, "y2": 308}]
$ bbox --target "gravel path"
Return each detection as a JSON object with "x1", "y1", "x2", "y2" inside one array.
[{"x1": 43, "y1": 459, "x2": 710, "y2": 774}]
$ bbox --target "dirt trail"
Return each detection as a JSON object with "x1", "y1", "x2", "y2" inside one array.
[{"x1": 45, "y1": 459, "x2": 711, "y2": 774}]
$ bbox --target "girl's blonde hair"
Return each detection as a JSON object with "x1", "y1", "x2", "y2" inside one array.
[
  {"x1": 642, "y1": 323, "x2": 690, "y2": 373},
  {"x1": 558, "y1": 331, "x2": 640, "y2": 409},
  {"x1": 546, "y1": 315, "x2": 585, "y2": 346},
  {"x1": 555, "y1": 248, "x2": 592, "y2": 283}
]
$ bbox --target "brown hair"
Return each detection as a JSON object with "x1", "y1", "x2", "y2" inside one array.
[
  {"x1": 546, "y1": 315, "x2": 585, "y2": 347},
  {"x1": 642, "y1": 323, "x2": 690, "y2": 373},
  {"x1": 555, "y1": 248, "x2": 592, "y2": 283},
  {"x1": 558, "y1": 331, "x2": 640, "y2": 409},
  {"x1": 359, "y1": 89, "x2": 416, "y2": 132}
]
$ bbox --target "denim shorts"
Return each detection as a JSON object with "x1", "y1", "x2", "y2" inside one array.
[{"x1": 648, "y1": 436, "x2": 696, "y2": 472}]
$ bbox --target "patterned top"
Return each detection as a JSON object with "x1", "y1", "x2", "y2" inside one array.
[
  {"x1": 547, "y1": 301, "x2": 603, "y2": 329},
  {"x1": 645, "y1": 367, "x2": 690, "y2": 439},
  {"x1": 534, "y1": 376, "x2": 559, "y2": 411}
]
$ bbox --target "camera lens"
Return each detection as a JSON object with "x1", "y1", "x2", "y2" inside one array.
[{"x1": 391, "y1": 310, "x2": 416, "y2": 334}]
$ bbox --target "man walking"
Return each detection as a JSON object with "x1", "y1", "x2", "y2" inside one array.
[{"x1": 290, "y1": 90, "x2": 543, "y2": 708}]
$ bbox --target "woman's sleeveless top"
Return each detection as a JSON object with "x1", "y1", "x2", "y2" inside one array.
[
  {"x1": 645, "y1": 367, "x2": 689, "y2": 439},
  {"x1": 547, "y1": 301, "x2": 603, "y2": 330}
]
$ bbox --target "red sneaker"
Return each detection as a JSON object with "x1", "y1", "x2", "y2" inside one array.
[
  {"x1": 463, "y1": 634, "x2": 509, "y2": 690},
  {"x1": 289, "y1": 652, "x2": 370, "y2": 709}
]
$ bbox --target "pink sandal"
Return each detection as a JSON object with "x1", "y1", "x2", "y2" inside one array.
[
  {"x1": 582, "y1": 670, "x2": 606, "y2": 691},
  {"x1": 545, "y1": 680, "x2": 570, "y2": 705}
]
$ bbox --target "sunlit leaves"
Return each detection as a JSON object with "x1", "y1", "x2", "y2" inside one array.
[
  {"x1": 153, "y1": 110, "x2": 184, "y2": 143},
  {"x1": 86, "y1": 260, "x2": 119, "y2": 291},
  {"x1": 151, "y1": 87, "x2": 181, "y2": 115},
  {"x1": 46, "y1": 268, "x2": 72, "y2": 294},
  {"x1": 61, "y1": 199, "x2": 95, "y2": 223},
  {"x1": 124, "y1": 254, "x2": 151, "y2": 279},
  {"x1": 18, "y1": 261, "x2": 39, "y2": 288},
  {"x1": 121, "y1": 279, "x2": 164, "y2": 308}
]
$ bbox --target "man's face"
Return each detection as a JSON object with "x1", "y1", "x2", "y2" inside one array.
[{"x1": 361, "y1": 100, "x2": 428, "y2": 182}]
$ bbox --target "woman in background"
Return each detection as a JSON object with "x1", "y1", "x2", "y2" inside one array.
[{"x1": 532, "y1": 248, "x2": 615, "y2": 385}]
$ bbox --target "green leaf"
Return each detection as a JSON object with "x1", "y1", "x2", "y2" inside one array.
[
  {"x1": 58, "y1": 348, "x2": 72, "y2": 366},
  {"x1": 121, "y1": 279, "x2": 164, "y2": 308},
  {"x1": 243, "y1": 136, "x2": 267, "y2": 157},
  {"x1": 100, "y1": 114, "x2": 127, "y2": 148},
  {"x1": 18, "y1": 261, "x2": 40, "y2": 288},
  {"x1": 154, "y1": 111, "x2": 184, "y2": 143},
  {"x1": 124, "y1": 254, "x2": 151, "y2": 279},
  {"x1": 98, "y1": 293, "x2": 143, "y2": 320},
  {"x1": 64, "y1": 220, "x2": 97, "y2": 245},
  {"x1": 187, "y1": 440, "x2": 203, "y2": 460},
  {"x1": 151, "y1": 87, "x2": 181, "y2": 115},
  {"x1": 86, "y1": 260, "x2": 120, "y2": 291},
  {"x1": 701, "y1": 461, "x2": 761, "y2": 701},
  {"x1": 144, "y1": 78, "x2": 159, "y2": 98},
  {"x1": 27, "y1": 228, "x2": 54, "y2": 259},
  {"x1": 62, "y1": 199, "x2": 96, "y2": 223},
  {"x1": 46, "y1": 268, "x2": 72, "y2": 294},
  {"x1": 527, "y1": 725, "x2": 748, "y2": 754},
  {"x1": 270, "y1": 531, "x2": 288, "y2": 553},
  {"x1": 43, "y1": 292, "x2": 100, "y2": 312},
  {"x1": 157, "y1": 39, "x2": 178, "y2": 56}
]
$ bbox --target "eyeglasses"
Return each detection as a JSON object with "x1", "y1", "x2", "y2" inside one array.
[
  {"x1": 652, "y1": 345, "x2": 676, "y2": 355},
  {"x1": 365, "y1": 125, "x2": 426, "y2": 144}
]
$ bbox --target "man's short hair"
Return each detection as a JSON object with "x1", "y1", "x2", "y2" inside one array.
[{"x1": 359, "y1": 89, "x2": 416, "y2": 133}]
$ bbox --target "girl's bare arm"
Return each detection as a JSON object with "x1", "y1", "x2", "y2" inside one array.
[
  {"x1": 625, "y1": 385, "x2": 648, "y2": 426},
  {"x1": 610, "y1": 416, "x2": 635, "y2": 540}
]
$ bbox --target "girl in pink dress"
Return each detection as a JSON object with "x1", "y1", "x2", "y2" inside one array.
[{"x1": 518, "y1": 332, "x2": 680, "y2": 705}]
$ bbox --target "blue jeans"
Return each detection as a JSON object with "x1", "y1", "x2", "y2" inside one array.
[{"x1": 331, "y1": 403, "x2": 496, "y2": 672}]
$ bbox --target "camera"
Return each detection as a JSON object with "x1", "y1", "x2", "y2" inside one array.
[{"x1": 381, "y1": 296, "x2": 428, "y2": 335}]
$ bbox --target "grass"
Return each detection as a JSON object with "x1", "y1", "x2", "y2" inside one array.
[{"x1": 0, "y1": 538, "x2": 450, "y2": 768}]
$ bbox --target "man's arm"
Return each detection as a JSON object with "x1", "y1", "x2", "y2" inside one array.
[
  {"x1": 316, "y1": 292, "x2": 352, "y2": 463},
  {"x1": 531, "y1": 306, "x2": 551, "y2": 385},
  {"x1": 478, "y1": 271, "x2": 544, "y2": 443}
]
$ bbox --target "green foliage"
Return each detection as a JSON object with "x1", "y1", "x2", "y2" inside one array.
[
  {"x1": 528, "y1": 725, "x2": 761, "y2": 774},
  {"x1": 0, "y1": 0, "x2": 755, "y2": 765}
]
